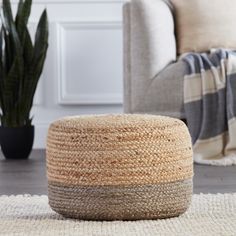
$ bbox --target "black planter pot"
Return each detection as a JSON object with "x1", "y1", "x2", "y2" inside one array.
[{"x1": 0, "y1": 126, "x2": 34, "y2": 159}]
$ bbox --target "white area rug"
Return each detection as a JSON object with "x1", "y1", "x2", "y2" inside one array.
[{"x1": 0, "y1": 194, "x2": 236, "y2": 236}]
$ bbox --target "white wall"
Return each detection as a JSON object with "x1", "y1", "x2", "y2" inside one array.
[{"x1": 12, "y1": 0, "x2": 124, "y2": 148}]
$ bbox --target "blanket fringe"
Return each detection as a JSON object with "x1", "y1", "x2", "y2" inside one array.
[{"x1": 194, "y1": 154, "x2": 236, "y2": 166}]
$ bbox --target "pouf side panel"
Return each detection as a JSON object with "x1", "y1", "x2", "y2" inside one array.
[
  {"x1": 48, "y1": 179, "x2": 192, "y2": 220},
  {"x1": 46, "y1": 122, "x2": 193, "y2": 186}
]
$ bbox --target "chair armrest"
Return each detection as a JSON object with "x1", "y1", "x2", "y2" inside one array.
[{"x1": 123, "y1": 0, "x2": 176, "y2": 113}]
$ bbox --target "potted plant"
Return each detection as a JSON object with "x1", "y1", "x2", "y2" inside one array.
[{"x1": 0, "y1": 0, "x2": 48, "y2": 159}]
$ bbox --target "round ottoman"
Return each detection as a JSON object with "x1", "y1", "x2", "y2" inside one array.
[{"x1": 46, "y1": 114, "x2": 193, "y2": 220}]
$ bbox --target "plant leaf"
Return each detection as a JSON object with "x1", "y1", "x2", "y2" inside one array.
[
  {"x1": 15, "y1": 0, "x2": 32, "y2": 41},
  {"x1": 0, "y1": 27, "x2": 2, "y2": 65},
  {"x1": 2, "y1": 56, "x2": 22, "y2": 126},
  {"x1": 33, "y1": 9, "x2": 48, "y2": 63},
  {"x1": 4, "y1": 58, "x2": 20, "y2": 101},
  {"x1": 2, "y1": 27, "x2": 13, "y2": 73},
  {"x1": 20, "y1": 9, "x2": 48, "y2": 119},
  {"x1": 2, "y1": 0, "x2": 14, "y2": 31},
  {"x1": 15, "y1": 0, "x2": 24, "y2": 24},
  {"x1": 0, "y1": 65, "x2": 5, "y2": 114},
  {"x1": 23, "y1": 27, "x2": 33, "y2": 67}
]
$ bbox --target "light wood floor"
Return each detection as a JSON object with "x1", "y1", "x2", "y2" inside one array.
[{"x1": 0, "y1": 150, "x2": 236, "y2": 195}]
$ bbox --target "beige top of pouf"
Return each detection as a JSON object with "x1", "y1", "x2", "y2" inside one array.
[{"x1": 50, "y1": 114, "x2": 185, "y2": 131}]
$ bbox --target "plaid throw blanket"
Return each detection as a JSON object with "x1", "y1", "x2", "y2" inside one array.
[{"x1": 182, "y1": 49, "x2": 236, "y2": 166}]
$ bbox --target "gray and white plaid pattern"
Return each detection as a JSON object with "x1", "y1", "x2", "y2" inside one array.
[{"x1": 182, "y1": 49, "x2": 236, "y2": 165}]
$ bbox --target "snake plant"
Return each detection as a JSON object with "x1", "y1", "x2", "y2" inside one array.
[{"x1": 0, "y1": 0, "x2": 48, "y2": 127}]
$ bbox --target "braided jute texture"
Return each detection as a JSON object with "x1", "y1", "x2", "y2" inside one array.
[{"x1": 46, "y1": 114, "x2": 193, "y2": 220}]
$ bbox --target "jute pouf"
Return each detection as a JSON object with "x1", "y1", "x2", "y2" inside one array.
[{"x1": 46, "y1": 114, "x2": 193, "y2": 220}]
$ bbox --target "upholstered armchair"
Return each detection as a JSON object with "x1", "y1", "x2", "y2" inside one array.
[{"x1": 123, "y1": 0, "x2": 188, "y2": 118}]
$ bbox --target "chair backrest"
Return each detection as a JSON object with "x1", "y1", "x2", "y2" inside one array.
[{"x1": 123, "y1": 0, "x2": 177, "y2": 113}]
